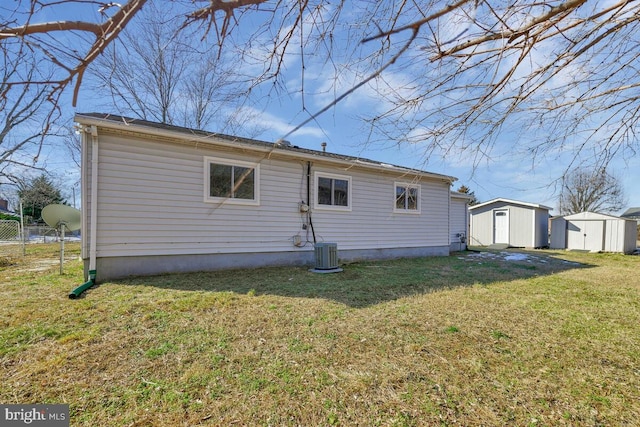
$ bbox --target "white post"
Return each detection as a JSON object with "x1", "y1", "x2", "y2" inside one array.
[
  {"x1": 19, "y1": 200, "x2": 25, "y2": 256},
  {"x1": 60, "y1": 224, "x2": 65, "y2": 275}
]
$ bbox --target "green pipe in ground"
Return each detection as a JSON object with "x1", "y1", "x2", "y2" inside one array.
[{"x1": 69, "y1": 270, "x2": 96, "y2": 299}]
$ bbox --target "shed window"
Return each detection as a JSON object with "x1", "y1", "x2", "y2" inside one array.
[
  {"x1": 204, "y1": 157, "x2": 259, "y2": 205},
  {"x1": 394, "y1": 183, "x2": 420, "y2": 213},
  {"x1": 315, "y1": 172, "x2": 351, "y2": 211}
]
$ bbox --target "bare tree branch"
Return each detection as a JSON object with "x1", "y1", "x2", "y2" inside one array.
[
  {"x1": 1, "y1": 0, "x2": 640, "y2": 182},
  {"x1": 0, "y1": 46, "x2": 51, "y2": 179},
  {"x1": 559, "y1": 168, "x2": 625, "y2": 214},
  {"x1": 0, "y1": 20, "x2": 104, "y2": 37},
  {"x1": 281, "y1": 26, "x2": 420, "y2": 141}
]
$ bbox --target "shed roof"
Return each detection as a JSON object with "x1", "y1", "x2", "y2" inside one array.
[
  {"x1": 468, "y1": 197, "x2": 553, "y2": 211},
  {"x1": 563, "y1": 211, "x2": 635, "y2": 221},
  {"x1": 75, "y1": 113, "x2": 457, "y2": 183}
]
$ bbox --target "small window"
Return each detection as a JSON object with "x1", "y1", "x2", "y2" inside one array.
[
  {"x1": 204, "y1": 157, "x2": 259, "y2": 205},
  {"x1": 394, "y1": 183, "x2": 420, "y2": 213},
  {"x1": 315, "y1": 172, "x2": 351, "y2": 211}
]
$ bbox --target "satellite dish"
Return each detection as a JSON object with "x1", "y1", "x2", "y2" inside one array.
[
  {"x1": 41, "y1": 204, "x2": 81, "y2": 276},
  {"x1": 42, "y1": 204, "x2": 81, "y2": 232}
]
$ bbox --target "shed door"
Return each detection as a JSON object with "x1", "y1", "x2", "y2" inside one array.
[
  {"x1": 493, "y1": 210, "x2": 509, "y2": 244},
  {"x1": 567, "y1": 220, "x2": 604, "y2": 252}
]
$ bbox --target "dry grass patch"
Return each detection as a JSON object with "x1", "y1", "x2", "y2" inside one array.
[{"x1": 1, "y1": 245, "x2": 639, "y2": 426}]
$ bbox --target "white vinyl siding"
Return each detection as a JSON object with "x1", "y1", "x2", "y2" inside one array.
[
  {"x1": 449, "y1": 196, "x2": 468, "y2": 244},
  {"x1": 85, "y1": 130, "x2": 451, "y2": 258},
  {"x1": 310, "y1": 166, "x2": 449, "y2": 249}
]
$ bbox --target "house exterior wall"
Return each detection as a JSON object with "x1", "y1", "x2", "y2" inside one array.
[
  {"x1": 81, "y1": 123, "x2": 453, "y2": 281},
  {"x1": 449, "y1": 195, "x2": 469, "y2": 251}
]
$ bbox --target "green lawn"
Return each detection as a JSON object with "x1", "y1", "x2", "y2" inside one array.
[{"x1": 1, "y1": 243, "x2": 639, "y2": 426}]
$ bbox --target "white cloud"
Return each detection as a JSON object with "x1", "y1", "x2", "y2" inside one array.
[{"x1": 233, "y1": 106, "x2": 325, "y2": 140}]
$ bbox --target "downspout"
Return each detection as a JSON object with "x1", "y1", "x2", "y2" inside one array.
[
  {"x1": 69, "y1": 125, "x2": 98, "y2": 299},
  {"x1": 448, "y1": 186, "x2": 452, "y2": 252}
]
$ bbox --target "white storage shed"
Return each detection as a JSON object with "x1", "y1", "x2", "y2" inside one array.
[
  {"x1": 468, "y1": 198, "x2": 552, "y2": 248},
  {"x1": 550, "y1": 211, "x2": 637, "y2": 254}
]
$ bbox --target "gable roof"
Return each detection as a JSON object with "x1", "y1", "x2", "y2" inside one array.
[
  {"x1": 468, "y1": 197, "x2": 553, "y2": 211},
  {"x1": 450, "y1": 191, "x2": 474, "y2": 200},
  {"x1": 75, "y1": 112, "x2": 457, "y2": 183},
  {"x1": 620, "y1": 207, "x2": 640, "y2": 219}
]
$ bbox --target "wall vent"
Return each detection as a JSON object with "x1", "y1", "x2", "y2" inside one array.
[{"x1": 314, "y1": 243, "x2": 339, "y2": 270}]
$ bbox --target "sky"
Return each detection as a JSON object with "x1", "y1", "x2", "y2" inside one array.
[
  {"x1": 6, "y1": 1, "x2": 640, "y2": 214},
  {"x1": 162, "y1": 0, "x2": 638, "y2": 215},
  {"x1": 226, "y1": 100, "x2": 640, "y2": 214}
]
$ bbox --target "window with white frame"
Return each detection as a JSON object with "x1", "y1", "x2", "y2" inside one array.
[
  {"x1": 315, "y1": 172, "x2": 351, "y2": 210},
  {"x1": 204, "y1": 157, "x2": 259, "y2": 205},
  {"x1": 394, "y1": 182, "x2": 420, "y2": 212}
]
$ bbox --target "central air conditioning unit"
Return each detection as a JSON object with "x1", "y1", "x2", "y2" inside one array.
[{"x1": 314, "y1": 242, "x2": 339, "y2": 270}]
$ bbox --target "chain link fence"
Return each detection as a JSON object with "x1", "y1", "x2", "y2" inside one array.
[
  {"x1": 23, "y1": 225, "x2": 61, "y2": 243},
  {"x1": 0, "y1": 220, "x2": 24, "y2": 261},
  {"x1": 0, "y1": 222, "x2": 80, "y2": 261}
]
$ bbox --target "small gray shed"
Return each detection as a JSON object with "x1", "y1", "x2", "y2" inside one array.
[
  {"x1": 469, "y1": 198, "x2": 552, "y2": 248},
  {"x1": 550, "y1": 211, "x2": 637, "y2": 254}
]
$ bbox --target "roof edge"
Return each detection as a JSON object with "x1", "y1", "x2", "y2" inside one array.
[
  {"x1": 562, "y1": 211, "x2": 635, "y2": 221},
  {"x1": 468, "y1": 197, "x2": 553, "y2": 211},
  {"x1": 75, "y1": 113, "x2": 457, "y2": 183},
  {"x1": 450, "y1": 191, "x2": 474, "y2": 200}
]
